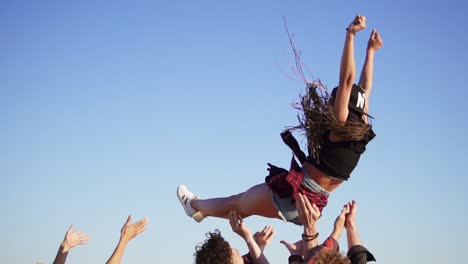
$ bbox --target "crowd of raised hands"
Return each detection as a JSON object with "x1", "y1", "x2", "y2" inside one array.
[
  {"x1": 50, "y1": 198, "x2": 373, "y2": 264},
  {"x1": 52, "y1": 215, "x2": 148, "y2": 264},
  {"x1": 192, "y1": 196, "x2": 375, "y2": 264},
  {"x1": 278, "y1": 196, "x2": 376, "y2": 264}
]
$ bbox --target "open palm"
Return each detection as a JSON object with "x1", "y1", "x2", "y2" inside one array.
[{"x1": 62, "y1": 225, "x2": 89, "y2": 252}]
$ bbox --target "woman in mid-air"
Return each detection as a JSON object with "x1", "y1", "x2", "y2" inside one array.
[{"x1": 177, "y1": 14, "x2": 383, "y2": 225}]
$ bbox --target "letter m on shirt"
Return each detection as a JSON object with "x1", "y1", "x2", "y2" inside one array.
[{"x1": 356, "y1": 92, "x2": 366, "y2": 109}]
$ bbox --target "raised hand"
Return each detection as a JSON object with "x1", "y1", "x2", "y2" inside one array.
[
  {"x1": 330, "y1": 202, "x2": 351, "y2": 241},
  {"x1": 229, "y1": 211, "x2": 251, "y2": 240},
  {"x1": 344, "y1": 200, "x2": 363, "y2": 249},
  {"x1": 120, "y1": 215, "x2": 148, "y2": 243},
  {"x1": 253, "y1": 226, "x2": 275, "y2": 251},
  {"x1": 61, "y1": 225, "x2": 89, "y2": 253},
  {"x1": 280, "y1": 240, "x2": 304, "y2": 256},
  {"x1": 295, "y1": 193, "x2": 321, "y2": 228},
  {"x1": 347, "y1": 15, "x2": 366, "y2": 34},
  {"x1": 54, "y1": 225, "x2": 89, "y2": 264},
  {"x1": 345, "y1": 200, "x2": 358, "y2": 230},
  {"x1": 334, "y1": 203, "x2": 351, "y2": 231},
  {"x1": 367, "y1": 28, "x2": 384, "y2": 51},
  {"x1": 106, "y1": 215, "x2": 149, "y2": 264}
]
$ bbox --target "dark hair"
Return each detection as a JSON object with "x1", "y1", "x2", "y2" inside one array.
[{"x1": 194, "y1": 229, "x2": 232, "y2": 264}]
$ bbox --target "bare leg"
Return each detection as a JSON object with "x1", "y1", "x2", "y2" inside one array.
[{"x1": 191, "y1": 183, "x2": 281, "y2": 220}]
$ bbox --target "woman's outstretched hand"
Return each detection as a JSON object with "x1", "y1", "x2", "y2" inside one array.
[
  {"x1": 120, "y1": 215, "x2": 148, "y2": 243},
  {"x1": 347, "y1": 15, "x2": 366, "y2": 34},
  {"x1": 61, "y1": 225, "x2": 89, "y2": 253},
  {"x1": 367, "y1": 28, "x2": 384, "y2": 51},
  {"x1": 254, "y1": 226, "x2": 275, "y2": 252},
  {"x1": 229, "y1": 211, "x2": 252, "y2": 241}
]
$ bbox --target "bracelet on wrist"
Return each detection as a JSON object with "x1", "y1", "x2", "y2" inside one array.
[
  {"x1": 302, "y1": 232, "x2": 319, "y2": 241},
  {"x1": 345, "y1": 27, "x2": 356, "y2": 35}
]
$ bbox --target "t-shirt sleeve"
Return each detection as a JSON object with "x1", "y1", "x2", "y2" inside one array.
[
  {"x1": 242, "y1": 253, "x2": 253, "y2": 264},
  {"x1": 288, "y1": 255, "x2": 303, "y2": 264},
  {"x1": 347, "y1": 245, "x2": 376, "y2": 264},
  {"x1": 322, "y1": 236, "x2": 340, "y2": 251},
  {"x1": 303, "y1": 236, "x2": 340, "y2": 262}
]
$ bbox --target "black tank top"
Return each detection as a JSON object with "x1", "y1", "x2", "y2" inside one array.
[{"x1": 309, "y1": 110, "x2": 375, "y2": 181}]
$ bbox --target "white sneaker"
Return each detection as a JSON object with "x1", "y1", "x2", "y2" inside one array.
[{"x1": 177, "y1": 185, "x2": 205, "y2": 222}]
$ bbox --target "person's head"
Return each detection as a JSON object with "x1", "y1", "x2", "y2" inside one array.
[
  {"x1": 194, "y1": 230, "x2": 243, "y2": 264},
  {"x1": 314, "y1": 250, "x2": 350, "y2": 264}
]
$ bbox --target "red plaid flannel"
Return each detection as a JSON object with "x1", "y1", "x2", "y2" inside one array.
[
  {"x1": 265, "y1": 130, "x2": 329, "y2": 211},
  {"x1": 304, "y1": 236, "x2": 340, "y2": 263},
  {"x1": 265, "y1": 130, "x2": 328, "y2": 212},
  {"x1": 265, "y1": 156, "x2": 328, "y2": 212},
  {"x1": 288, "y1": 237, "x2": 340, "y2": 264}
]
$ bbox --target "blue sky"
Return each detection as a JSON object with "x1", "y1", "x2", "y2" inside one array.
[{"x1": 3, "y1": 0, "x2": 467, "y2": 263}]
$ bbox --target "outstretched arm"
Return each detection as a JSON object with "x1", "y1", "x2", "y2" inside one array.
[
  {"x1": 295, "y1": 193, "x2": 321, "y2": 257},
  {"x1": 334, "y1": 15, "x2": 366, "y2": 123},
  {"x1": 358, "y1": 28, "x2": 384, "y2": 121},
  {"x1": 106, "y1": 215, "x2": 148, "y2": 264},
  {"x1": 345, "y1": 201, "x2": 362, "y2": 249},
  {"x1": 345, "y1": 201, "x2": 377, "y2": 263},
  {"x1": 53, "y1": 225, "x2": 89, "y2": 264},
  {"x1": 330, "y1": 203, "x2": 351, "y2": 241},
  {"x1": 253, "y1": 225, "x2": 275, "y2": 252},
  {"x1": 229, "y1": 211, "x2": 270, "y2": 264}
]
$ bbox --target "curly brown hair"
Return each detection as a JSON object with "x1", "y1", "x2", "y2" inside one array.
[
  {"x1": 314, "y1": 250, "x2": 350, "y2": 264},
  {"x1": 194, "y1": 230, "x2": 232, "y2": 264}
]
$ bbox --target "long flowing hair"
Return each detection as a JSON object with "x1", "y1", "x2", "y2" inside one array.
[{"x1": 283, "y1": 18, "x2": 372, "y2": 161}]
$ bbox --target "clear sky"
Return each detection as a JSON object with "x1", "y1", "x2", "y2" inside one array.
[{"x1": 3, "y1": 0, "x2": 467, "y2": 263}]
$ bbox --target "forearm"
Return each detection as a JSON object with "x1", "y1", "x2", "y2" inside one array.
[
  {"x1": 245, "y1": 236, "x2": 269, "y2": 264},
  {"x1": 339, "y1": 31, "x2": 357, "y2": 89},
  {"x1": 52, "y1": 243, "x2": 69, "y2": 264},
  {"x1": 302, "y1": 224, "x2": 318, "y2": 257},
  {"x1": 106, "y1": 239, "x2": 129, "y2": 264},
  {"x1": 358, "y1": 49, "x2": 376, "y2": 95},
  {"x1": 346, "y1": 226, "x2": 363, "y2": 250},
  {"x1": 330, "y1": 226, "x2": 344, "y2": 241}
]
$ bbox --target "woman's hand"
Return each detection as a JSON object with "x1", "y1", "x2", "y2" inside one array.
[
  {"x1": 61, "y1": 225, "x2": 89, "y2": 253},
  {"x1": 296, "y1": 193, "x2": 321, "y2": 230},
  {"x1": 120, "y1": 215, "x2": 148, "y2": 243},
  {"x1": 229, "y1": 211, "x2": 252, "y2": 241},
  {"x1": 280, "y1": 240, "x2": 303, "y2": 256},
  {"x1": 367, "y1": 28, "x2": 384, "y2": 51},
  {"x1": 347, "y1": 15, "x2": 366, "y2": 34},
  {"x1": 254, "y1": 226, "x2": 275, "y2": 251}
]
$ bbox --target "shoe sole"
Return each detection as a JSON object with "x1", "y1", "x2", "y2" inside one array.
[
  {"x1": 177, "y1": 185, "x2": 205, "y2": 223},
  {"x1": 192, "y1": 211, "x2": 205, "y2": 223}
]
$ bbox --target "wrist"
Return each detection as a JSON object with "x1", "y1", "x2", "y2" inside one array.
[
  {"x1": 302, "y1": 232, "x2": 319, "y2": 242},
  {"x1": 346, "y1": 28, "x2": 356, "y2": 36},
  {"x1": 366, "y1": 47, "x2": 377, "y2": 54},
  {"x1": 244, "y1": 234, "x2": 255, "y2": 244},
  {"x1": 61, "y1": 241, "x2": 71, "y2": 253},
  {"x1": 303, "y1": 225, "x2": 317, "y2": 235},
  {"x1": 119, "y1": 237, "x2": 130, "y2": 245},
  {"x1": 331, "y1": 227, "x2": 343, "y2": 240},
  {"x1": 346, "y1": 224, "x2": 358, "y2": 231},
  {"x1": 242, "y1": 230, "x2": 253, "y2": 240}
]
